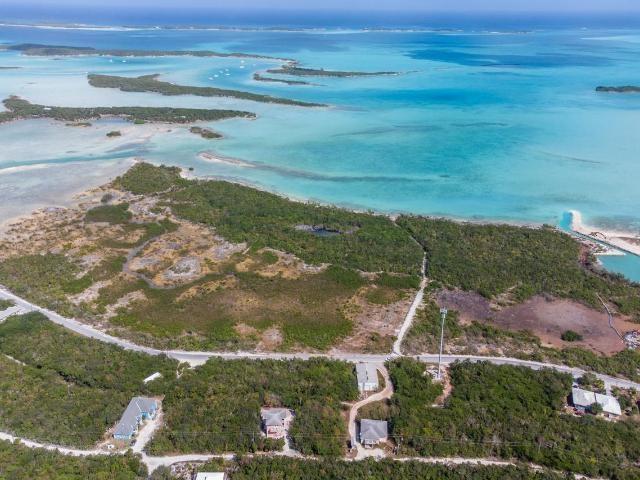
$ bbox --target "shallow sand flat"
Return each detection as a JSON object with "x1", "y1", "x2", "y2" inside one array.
[{"x1": 0, "y1": 159, "x2": 133, "y2": 235}]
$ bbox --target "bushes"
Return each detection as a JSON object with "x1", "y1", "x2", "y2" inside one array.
[
  {"x1": 0, "y1": 312, "x2": 178, "y2": 393},
  {"x1": 147, "y1": 358, "x2": 357, "y2": 456},
  {"x1": 0, "y1": 254, "x2": 88, "y2": 315},
  {"x1": 85, "y1": 203, "x2": 132, "y2": 224},
  {"x1": 88, "y1": 73, "x2": 324, "y2": 107},
  {"x1": 0, "y1": 355, "x2": 130, "y2": 447},
  {"x1": 385, "y1": 360, "x2": 640, "y2": 478},
  {"x1": 561, "y1": 330, "x2": 583, "y2": 342},
  {"x1": 0, "y1": 299, "x2": 13, "y2": 310},
  {"x1": 116, "y1": 164, "x2": 424, "y2": 275},
  {"x1": 397, "y1": 216, "x2": 640, "y2": 318},
  {"x1": 114, "y1": 163, "x2": 184, "y2": 195},
  {"x1": 228, "y1": 457, "x2": 565, "y2": 480},
  {"x1": 3, "y1": 96, "x2": 254, "y2": 124},
  {"x1": 0, "y1": 441, "x2": 147, "y2": 480},
  {"x1": 0, "y1": 313, "x2": 177, "y2": 447}
]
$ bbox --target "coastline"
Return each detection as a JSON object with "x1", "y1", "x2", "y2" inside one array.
[
  {"x1": 196, "y1": 151, "x2": 552, "y2": 229},
  {"x1": 569, "y1": 210, "x2": 640, "y2": 257}
]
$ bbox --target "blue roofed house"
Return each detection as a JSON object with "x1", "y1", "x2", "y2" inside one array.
[{"x1": 113, "y1": 397, "x2": 158, "y2": 441}]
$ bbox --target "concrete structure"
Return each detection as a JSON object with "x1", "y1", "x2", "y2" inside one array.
[
  {"x1": 260, "y1": 408, "x2": 290, "y2": 439},
  {"x1": 143, "y1": 372, "x2": 162, "y2": 384},
  {"x1": 571, "y1": 387, "x2": 622, "y2": 416},
  {"x1": 113, "y1": 397, "x2": 158, "y2": 440},
  {"x1": 359, "y1": 419, "x2": 388, "y2": 448},
  {"x1": 356, "y1": 363, "x2": 379, "y2": 393},
  {"x1": 194, "y1": 473, "x2": 225, "y2": 480}
]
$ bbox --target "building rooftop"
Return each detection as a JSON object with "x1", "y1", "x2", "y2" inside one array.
[
  {"x1": 595, "y1": 392, "x2": 622, "y2": 416},
  {"x1": 360, "y1": 419, "x2": 388, "y2": 443},
  {"x1": 356, "y1": 363, "x2": 379, "y2": 386},
  {"x1": 113, "y1": 397, "x2": 157, "y2": 437},
  {"x1": 571, "y1": 387, "x2": 621, "y2": 415},
  {"x1": 261, "y1": 408, "x2": 289, "y2": 427}
]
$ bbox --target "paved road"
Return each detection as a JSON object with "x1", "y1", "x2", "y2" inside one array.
[{"x1": 2, "y1": 285, "x2": 640, "y2": 392}]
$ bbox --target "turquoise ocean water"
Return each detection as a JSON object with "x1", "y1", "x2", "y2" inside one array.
[{"x1": 0, "y1": 12, "x2": 639, "y2": 280}]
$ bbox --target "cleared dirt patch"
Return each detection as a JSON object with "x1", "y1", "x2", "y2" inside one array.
[{"x1": 436, "y1": 290, "x2": 636, "y2": 355}]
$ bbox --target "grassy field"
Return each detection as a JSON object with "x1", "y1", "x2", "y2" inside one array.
[
  {"x1": 404, "y1": 299, "x2": 640, "y2": 381},
  {"x1": 147, "y1": 358, "x2": 358, "y2": 456}
]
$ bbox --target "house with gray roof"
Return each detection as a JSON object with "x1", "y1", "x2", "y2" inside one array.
[
  {"x1": 260, "y1": 408, "x2": 291, "y2": 439},
  {"x1": 359, "y1": 419, "x2": 388, "y2": 448},
  {"x1": 113, "y1": 397, "x2": 158, "y2": 441},
  {"x1": 571, "y1": 387, "x2": 621, "y2": 416},
  {"x1": 356, "y1": 363, "x2": 379, "y2": 393}
]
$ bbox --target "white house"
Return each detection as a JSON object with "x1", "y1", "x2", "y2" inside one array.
[
  {"x1": 356, "y1": 363, "x2": 379, "y2": 393},
  {"x1": 571, "y1": 387, "x2": 621, "y2": 416}
]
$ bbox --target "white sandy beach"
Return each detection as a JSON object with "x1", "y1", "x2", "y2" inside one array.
[{"x1": 570, "y1": 210, "x2": 640, "y2": 257}]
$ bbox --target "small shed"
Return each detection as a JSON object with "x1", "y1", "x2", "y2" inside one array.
[
  {"x1": 356, "y1": 363, "x2": 379, "y2": 393},
  {"x1": 359, "y1": 419, "x2": 388, "y2": 448},
  {"x1": 143, "y1": 372, "x2": 162, "y2": 384}
]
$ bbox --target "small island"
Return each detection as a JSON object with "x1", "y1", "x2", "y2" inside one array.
[
  {"x1": 87, "y1": 73, "x2": 326, "y2": 107},
  {"x1": 190, "y1": 126, "x2": 222, "y2": 139},
  {"x1": 0, "y1": 96, "x2": 255, "y2": 124},
  {"x1": 596, "y1": 86, "x2": 640, "y2": 93},
  {"x1": 266, "y1": 65, "x2": 398, "y2": 77},
  {"x1": 7, "y1": 43, "x2": 289, "y2": 62},
  {"x1": 106, "y1": 130, "x2": 122, "y2": 137},
  {"x1": 253, "y1": 73, "x2": 312, "y2": 86}
]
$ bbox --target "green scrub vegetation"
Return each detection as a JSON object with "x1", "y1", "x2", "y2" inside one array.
[
  {"x1": 266, "y1": 65, "x2": 397, "y2": 77},
  {"x1": 373, "y1": 359, "x2": 640, "y2": 479},
  {"x1": 147, "y1": 358, "x2": 358, "y2": 456},
  {"x1": 0, "y1": 441, "x2": 147, "y2": 480},
  {"x1": 397, "y1": 216, "x2": 640, "y2": 317},
  {"x1": 0, "y1": 96, "x2": 255, "y2": 124},
  {"x1": 225, "y1": 457, "x2": 565, "y2": 480},
  {"x1": 0, "y1": 312, "x2": 176, "y2": 447},
  {"x1": 85, "y1": 203, "x2": 133, "y2": 224},
  {"x1": 88, "y1": 74, "x2": 325, "y2": 107}
]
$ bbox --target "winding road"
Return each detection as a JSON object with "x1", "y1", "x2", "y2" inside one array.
[
  {"x1": 1, "y1": 285, "x2": 638, "y2": 391},
  {"x1": 0, "y1": 281, "x2": 621, "y2": 478}
]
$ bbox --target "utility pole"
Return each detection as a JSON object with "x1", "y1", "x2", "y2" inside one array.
[{"x1": 437, "y1": 308, "x2": 447, "y2": 380}]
